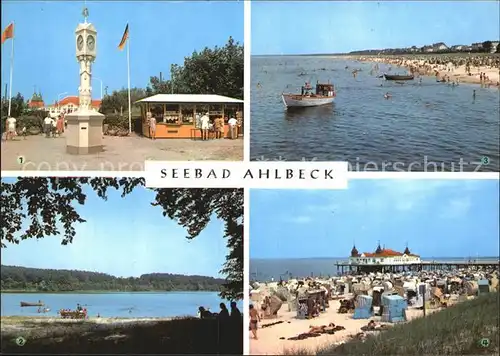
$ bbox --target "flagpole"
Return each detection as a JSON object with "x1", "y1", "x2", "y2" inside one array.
[
  {"x1": 8, "y1": 23, "x2": 14, "y2": 117},
  {"x1": 126, "y1": 31, "x2": 131, "y2": 134}
]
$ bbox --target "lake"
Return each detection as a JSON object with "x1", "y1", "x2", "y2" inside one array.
[
  {"x1": 0, "y1": 291, "x2": 242, "y2": 318},
  {"x1": 250, "y1": 56, "x2": 500, "y2": 171},
  {"x1": 250, "y1": 257, "x2": 499, "y2": 281}
]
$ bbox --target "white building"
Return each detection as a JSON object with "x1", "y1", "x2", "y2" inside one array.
[
  {"x1": 348, "y1": 244, "x2": 421, "y2": 265},
  {"x1": 45, "y1": 96, "x2": 102, "y2": 118}
]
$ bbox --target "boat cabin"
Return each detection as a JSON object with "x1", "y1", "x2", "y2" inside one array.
[
  {"x1": 136, "y1": 94, "x2": 244, "y2": 139},
  {"x1": 301, "y1": 82, "x2": 335, "y2": 97}
]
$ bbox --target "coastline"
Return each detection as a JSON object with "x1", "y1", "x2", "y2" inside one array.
[
  {"x1": 336, "y1": 53, "x2": 500, "y2": 87},
  {"x1": 1, "y1": 289, "x2": 221, "y2": 294}
]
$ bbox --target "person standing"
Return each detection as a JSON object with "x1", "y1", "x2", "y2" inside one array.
[
  {"x1": 51, "y1": 116, "x2": 57, "y2": 137},
  {"x1": 228, "y1": 116, "x2": 237, "y2": 139},
  {"x1": 249, "y1": 304, "x2": 260, "y2": 339},
  {"x1": 149, "y1": 113, "x2": 156, "y2": 140},
  {"x1": 5, "y1": 116, "x2": 16, "y2": 141},
  {"x1": 200, "y1": 112, "x2": 210, "y2": 140},
  {"x1": 219, "y1": 303, "x2": 229, "y2": 319},
  {"x1": 56, "y1": 114, "x2": 64, "y2": 136},
  {"x1": 44, "y1": 115, "x2": 53, "y2": 138},
  {"x1": 230, "y1": 301, "x2": 241, "y2": 321}
]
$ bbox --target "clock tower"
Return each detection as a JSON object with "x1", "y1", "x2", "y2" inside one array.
[{"x1": 66, "y1": 6, "x2": 104, "y2": 155}]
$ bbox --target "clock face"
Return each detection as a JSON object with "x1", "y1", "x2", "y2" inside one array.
[
  {"x1": 87, "y1": 35, "x2": 95, "y2": 50},
  {"x1": 77, "y1": 35, "x2": 84, "y2": 50}
]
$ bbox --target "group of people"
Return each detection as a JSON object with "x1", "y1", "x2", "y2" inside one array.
[
  {"x1": 198, "y1": 301, "x2": 241, "y2": 321},
  {"x1": 196, "y1": 113, "x2": 239, "y2": 141},
  {"x1": 146, "y1": 111, "x2": 240, "y2": 141},
  {"x1": 44, "y1": 113, "x2": 65, "y2": 138}
]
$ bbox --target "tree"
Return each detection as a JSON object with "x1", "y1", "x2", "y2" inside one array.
[
  {"x1": 99, "y1": 88, "x2": 149, "y2": 115},
  {"x1": 482, "y1": 41, "x2": 492, "y2": 53},
  {"x1": 0, "y1": 178, "x2": 243, "y2": 300},
  {"x1": 1, "y1": 92, "x2": 26, "y2": 118},
  {"x1": 149, "y1": 37, "x2": 243, "y2": 99}
]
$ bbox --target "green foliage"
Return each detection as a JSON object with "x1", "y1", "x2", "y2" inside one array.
[
  {"x1": 0, "y1": 178, "x2": 243, "y2": 301},
  {"x1": 150, "y1": 37, "x2": 244, "y2": 99},
  {"x1": 1, "y1": 92, "x2": 26, "y2": 118},
  {"x1": 99, "y1": 87, "x2": 148, "y2": 116},
  {"x1": 314, "y1": 292, "x2": 499, "y2": 356},
  {"x1": 1, "y1": 265, "x2": 225, "y2": 292},
  {"x1": 482, "y1": 41, "x2": 492, "y2": 53},
  {"x1": 103, "y1": 115, "x2": 130, "y2": 131}
]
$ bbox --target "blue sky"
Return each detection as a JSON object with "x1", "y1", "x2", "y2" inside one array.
[
  {"x1": 1, "y1": 1, "x2": 243, "y2": 104},
  {"x1": 252, "y1": 1, "x2": 500, "y2": 55},
  {"x1": 250, "y1": 180, "x2": 500, "y2": 259},
  {"x1": 1, "y1": 181, "x2": 228, "y2": 278}
]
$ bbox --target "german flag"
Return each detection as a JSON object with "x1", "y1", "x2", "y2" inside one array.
[
  {"x1": 1, "y1": 22, "x2": 14, "y2": 44},
  {"x1": 118, "y1": 24, "x2": 129, "y2": 51}
]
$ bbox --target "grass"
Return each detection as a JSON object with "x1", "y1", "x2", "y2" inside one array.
[
  {"x1": 1, "y1": 316, "x2": 243, "y2": 354},
  {"x1": 285, "y1": 292, "x2": 499, "y2": 356}
]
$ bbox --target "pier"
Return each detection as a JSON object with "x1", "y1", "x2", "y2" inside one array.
[{"x1": 335, "y1": 259, "x2": 499, "y2": 274}]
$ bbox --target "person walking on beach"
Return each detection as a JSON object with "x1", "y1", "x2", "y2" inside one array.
[{"x1": 249, "y1": 304, "x2": 260, "y2": 339}]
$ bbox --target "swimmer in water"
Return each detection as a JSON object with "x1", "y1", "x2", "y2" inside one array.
[
  {"x1": 473, "y1": 89, "x2": 476, "y2": 100},
  {"x1": 384, "y1": 92, "x2": 392, "y2": 99}
]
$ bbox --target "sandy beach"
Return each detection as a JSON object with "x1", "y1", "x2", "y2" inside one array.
[
  {"x1": 249, "y1": 296, "x2": 439, "y2": 355},
  {"x1": 351, "y1": 54, "x2": 500, "y2": 87}
]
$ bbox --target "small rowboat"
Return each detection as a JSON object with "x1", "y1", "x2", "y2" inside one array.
[
  {"x1": 59, "y1": 309, "x2": 87, "y2": 319},
  {"x1": 384, "y1": 74, "x2": 414, "y2": 81},
  {"x1": 20, "y1": 301, "x2": 44, "y2": 307},
  {"x1": 282, "y1": 82, "x2": 336, "y2": 108}
]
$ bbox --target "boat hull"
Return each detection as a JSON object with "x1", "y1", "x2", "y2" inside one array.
[
  {"x1": 282, "y1": 94, "x2": 334, "y2": 108},
  {"x1": 20, "y1": 302, "x2": 44, "y2": 307},
  {"x1": 384, "y1": 74, "x2": 414, "y2": 81}
]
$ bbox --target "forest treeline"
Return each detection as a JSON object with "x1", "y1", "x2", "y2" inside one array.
[{"x1": 1, "y1": 265, "x2": 225, "y2": 292}]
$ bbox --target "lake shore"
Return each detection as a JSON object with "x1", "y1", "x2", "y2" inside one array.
[
  {"x1": 1, "y1": 289, "x2": 220, "y2": 293},
  {"x1": 1, "y1": 315, "x2": 243, "y2": 354}
]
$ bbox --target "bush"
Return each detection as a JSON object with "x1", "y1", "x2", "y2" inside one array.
[
  {"x1": 103, "y1": 115, "x2": 131, "y2": 136},
  {"x1": 4, "y1": 116, "x2": 44, "y2": 135}
]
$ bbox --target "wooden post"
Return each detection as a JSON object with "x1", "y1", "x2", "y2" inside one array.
[{"x1": 422, "y1": 289, "x2": 426, "y2": 317}]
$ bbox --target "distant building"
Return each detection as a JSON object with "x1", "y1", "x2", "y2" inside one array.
[
  {"x1": 471, "y1": 42, "x2": 483, "y2": 51},
  {"x1": 490, "y1": 41, "x2": 499, "y2": 53},
  {"x1": 451, "y1": 45, "x2": 466, "y2": 51},
  {"x1": 46, "y1": 96, "x2": 102, "y2": 118},
  {"x1": 410, "y1": 46, "x2": 419, "y2": 52},
  {"x1": 27, "y1": 92, "x2": 45, "y2": 110},
  {"x1": 421, "y1": 45, "x2": 434, "y2": 53},
  {"x1": 348, "y1": 243, "x2": 421, "y2": 265},
  {"x1": 432, "y1": 42, "x2": 449, "y2": 51}
]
